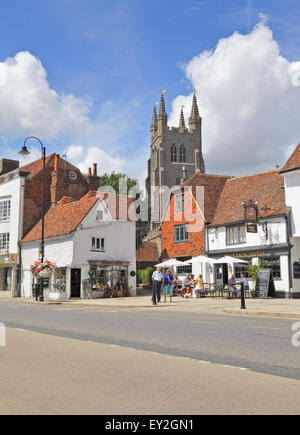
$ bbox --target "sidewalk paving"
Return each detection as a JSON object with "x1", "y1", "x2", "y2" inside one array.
[{"x1": 8, "y1": 295, "x2": 300, "y2": 319}]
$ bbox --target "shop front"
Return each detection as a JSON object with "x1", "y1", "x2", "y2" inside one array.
[
  {"x1": 88, "y1": 260, "x2": 130, "y2": 298},
  {"x1": 209, "y1": 245, "x2": 291, "y2": 298},
  {"x1": 0, "y1": 253, "x2": 18, "y2": 297}
]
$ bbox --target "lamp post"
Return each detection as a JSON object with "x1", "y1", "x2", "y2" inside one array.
[{"x1": 19, "y1": 136, "x2": 46, "y2": 302}]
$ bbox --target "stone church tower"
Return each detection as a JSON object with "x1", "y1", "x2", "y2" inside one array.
[{"x1": 145, "y1": 92, "x2": 205, "y2": 233}]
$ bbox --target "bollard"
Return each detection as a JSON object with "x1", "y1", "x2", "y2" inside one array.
[{"x1": 240, "y1": 282, "x2": 246, "y2": 310}]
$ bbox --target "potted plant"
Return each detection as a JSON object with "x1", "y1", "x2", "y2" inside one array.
[{"x1": 248, "y1": 263, "x2": 264, "y2": 297}]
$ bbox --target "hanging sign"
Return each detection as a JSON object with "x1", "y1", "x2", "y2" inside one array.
[{"x1": 247, "y1": 223, "x2": 257, "y2": 233}]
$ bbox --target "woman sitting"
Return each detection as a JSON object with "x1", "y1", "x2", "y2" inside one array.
[{"x1": 193, "y1": 274, "x2": 204, "y2": 298}]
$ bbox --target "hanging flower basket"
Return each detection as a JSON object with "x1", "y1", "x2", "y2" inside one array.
[{"x1": 30, "y1": 260, "x2": 57, "y2": 278}]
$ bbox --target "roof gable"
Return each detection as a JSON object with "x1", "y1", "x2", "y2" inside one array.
[{"x1": 280, "y1": 143, "x2": 300, "y2": 174}]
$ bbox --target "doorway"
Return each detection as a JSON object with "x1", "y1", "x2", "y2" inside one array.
[
  {"x1": 215, "y1": 264, "x2": 228, "y2": 285},
  {"x1": 71, "y1": 269, "x2": 81, "y2": 298}
]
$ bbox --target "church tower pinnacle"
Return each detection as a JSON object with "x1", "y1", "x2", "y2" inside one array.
[
  {"x1": 189, "y1": 92, "x2": 201, "y2": 132},
  {"x1": 179, "y1": 106, "x2": 186, "y2": 129}
]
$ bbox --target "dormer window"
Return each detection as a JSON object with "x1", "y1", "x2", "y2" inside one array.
[{"x1": 96, "y1": 210, "x2": 104, "y2": 221}]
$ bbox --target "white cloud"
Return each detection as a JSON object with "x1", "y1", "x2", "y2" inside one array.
[
  {"x1": 169, "y1": 17, "x2": 300, "y2": 175},
  {"x1": 0, "y1": 51, "x2": 91, "y2": 140},
  {"x1": 65, "y1": 144, "x2": 126, "y2": 175}
]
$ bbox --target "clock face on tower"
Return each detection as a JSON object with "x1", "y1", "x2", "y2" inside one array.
[{"x1": 69, "y1": 171, "x2": 77, "y2": 180}]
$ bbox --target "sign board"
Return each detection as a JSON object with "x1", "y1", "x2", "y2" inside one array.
[
  {"x1": 245, "y1": 205, "x2": 257, "y2": 222},
  {"x1": 255, "y1": 269, "x2": 276, "y2": 298},
  {"x1": 247, "y1": 223, "x2": 257, "y2": 233}
]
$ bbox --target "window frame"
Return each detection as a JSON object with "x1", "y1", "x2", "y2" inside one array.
[
  {"x1": 0, "y1": 232, "x2": 10, "y2": 253},
  {"x1": 174, "y1": 224, "x2": 189, "y2": 244},
  {"x1": 179, "y1": 145, "x2": 186, "y2": 163},
  {"x1": 175, "y1": 194, "x2": 185, "y2": 212},
  {"x1": 226, "y1": 225, "x2": 246, "y2": 246},
  {"x1": 171, "y1": 144, "x2": 177, "y2": 162},
  {"x1": 0, "y1": 198, "x2": 11, "y2": 223},
  {"x1": 91, "y1": 237, "x2": 105, "y2": 252}
]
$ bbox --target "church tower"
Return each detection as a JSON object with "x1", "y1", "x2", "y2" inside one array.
[{"x1": 145, "y1": 91, "x2": 205, "y2": 231}]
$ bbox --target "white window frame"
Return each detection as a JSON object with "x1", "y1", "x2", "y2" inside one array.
[
  {"x1": 0, "y1": 198, "x2": 11, "y2": 222},
  {"x1": 0, "y1": 233, "x2": 10, "y2": 253},
  {"x1": 91, "y1": 237, "x2": 105, "y2": 252}
]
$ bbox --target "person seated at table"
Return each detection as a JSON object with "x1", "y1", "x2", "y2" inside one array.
[
  {"x1": 238, "y1": 274, "x2": 249, "y2": 296},
  {"x1": 180, "y1": 273, "x2": 193, "y2": 297},
  {"x1": 228, "y1": 274, "x2": 236, "y2": 299},
  {"x1": 192, "y1": 274, "x2": 204, "y2": 298},
  {"x1": 172, "y1": 275, "x2": 181, "y2": 296}
]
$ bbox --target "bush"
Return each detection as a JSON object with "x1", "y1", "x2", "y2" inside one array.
[{"x1": 137, "y1": 268, "x2": 153, "y2": 284}]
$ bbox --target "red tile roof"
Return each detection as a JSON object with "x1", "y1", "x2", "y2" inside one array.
[
  {"x1": 181, "y1": 173, "x2": 232, "y2": 222},
  {"x1": 280, "y1": 143, "x2": 300, "y2": 174},
  {"x1": 22, "y1": 191, "x2": 134, "y2": 243},
  {"x1": 19, "y1": 153, "x2": 83, "y2": 178},
  {"x1": 136, "y1": 242, "x2": 159, "y2": 262},
  {"x1": 210, "y1": 170, "x2": 288, "y2": 227}
]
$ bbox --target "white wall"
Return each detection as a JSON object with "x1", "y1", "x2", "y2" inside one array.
[
  {"x1": 291, "y1": 237, "x2": 300, "y2": 294},
  {"x1": 73, "y1": 201, "x2": 136, "y2": 295},
  {"x1": 21, "y1": 237, "x2": 73, "y2": 298},
  {"x1": 207, "y1": 217, "x2": 287, "y2": 252},
  {"x1": 284, "y1": 169, "x2": 300, "y2": 237},
  {"x1": 0, "y1": 175, "x2": 24, "y2": 255}
]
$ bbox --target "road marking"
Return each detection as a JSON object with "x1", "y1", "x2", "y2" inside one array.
[
  {"x1": 249, "y1": 326, "x2": 281, "y2": 331},
  {"x1": 14, "y1": 328, "x2": 28, "y2": 332}
]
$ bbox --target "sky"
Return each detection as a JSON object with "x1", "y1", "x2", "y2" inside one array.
[{"x1": 1, "y1": 0, "x2": 300, "y2": 189}]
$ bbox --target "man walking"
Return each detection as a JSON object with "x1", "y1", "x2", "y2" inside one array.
[{"x1": 152, "y1": 267, "x2": 163, "y2": 305}]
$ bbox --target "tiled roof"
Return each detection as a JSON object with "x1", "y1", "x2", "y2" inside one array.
[
  {"x1": 19, "y1": 153, "x2": 82, "y2": 178},
  {"x1": 181, "y1": 173, "x2": 232, "y2": 222},
  {"x1": 280, "y1": 143, "x2": 300, "y2": 174},
  {"x1": 22, "y1": 191, "x2": 134, "y2": 243},
  {"x1": 136, "y1": 242, "x2": 159, "y2": 262},
  {"x1": 210, "y1": 170, "x2": 288, "y2": 227}
]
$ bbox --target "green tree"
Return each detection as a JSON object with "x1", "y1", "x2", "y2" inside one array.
[{"x1": 98, "y1": 172, "x2": 139, "y2": 195}]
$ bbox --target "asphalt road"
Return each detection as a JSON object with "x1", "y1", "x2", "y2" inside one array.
[{"x1": 0, "y1": 300, "x2": 299, "y2": 380}]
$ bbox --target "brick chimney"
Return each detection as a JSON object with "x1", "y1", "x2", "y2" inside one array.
[
  {"x1": 0, "y1": 158, "x2": 19, "y2": 175},
  {"x1": 50, "y1": 154, "x2": 65, "y2": 205},
  {"x1": 87, "y1": 162, "x2": 100, "y2": 191}
]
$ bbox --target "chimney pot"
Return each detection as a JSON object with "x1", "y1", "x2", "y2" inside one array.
[
  {"x1": 93, "y1": 163, "x2": 97, "y2": 176},
  {"x1": 54, "y1": 154, "x2": 60, "y2": 172},
  {"x1": 88, "y1": 167, "x2": 92, "y2": 176}
]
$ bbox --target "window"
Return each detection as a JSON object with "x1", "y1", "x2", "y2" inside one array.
[
  {"x1": 0, "y1": 233, "x2": 9, "y2": 253},
  {"x1": 260, "y1": 256, "x2": 281, "y2": 280},
  {"x1": 234, "y1": 263, "x2": 249, "y2": 279},
  {"x1": 175, "y1": 194, "x2": 185, "y2": 212},
  {"x1": 226, "y1": 225, "x2": 246, "y2": 245},
  {"x1": 176, "y1": 177, "x2": 181, "y2": 185},
  {"x1": 0, "y1": 199, "x2": 11, "y2": 222},
  {"x1": 171, "y1": 144, "x2": 177, "y2": 162},
  {"x1": 174, "y1": 224, "x2": 189, "y2": 243},
  {"x1": 91, "y1": 237, "x2": 105, "y2": 251},
  {"x1": 52, "y1": 268, "x2": 67, "y2": 292},
  {"x1": 0, "y1": 267, "x2": 12, "y2": 291},
  {"x1": 177, "y1": 256, "x2": 192, "y2": 274},
  {"x1": 96, "y1": 210, "x2": 104, "y2": 221},
  {"x1": 293, "y1": 261, "x2": 300, "y2": 279},
  {"x1": 179, "y1": 145, "x2": 186, "y2": 163}
]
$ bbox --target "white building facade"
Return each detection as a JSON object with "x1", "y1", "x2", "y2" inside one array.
[{"x1": 21, "y1": 195, "x2": 137, "y2": 299}]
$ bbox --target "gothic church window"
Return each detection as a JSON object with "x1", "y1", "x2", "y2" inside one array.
[
  {"x1": 179, "y1": 145, "x2": 186, "y2": 163},
  {"x1": 171, "y1": 144, "x2": 177, "y2": 162}
]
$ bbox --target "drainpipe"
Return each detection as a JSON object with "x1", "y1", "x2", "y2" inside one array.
[{"x1": 286, "y1": 212, "x2": 293, "y2": 299}]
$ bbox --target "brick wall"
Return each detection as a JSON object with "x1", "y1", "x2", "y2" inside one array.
[{"x1": 161, "y1": 190, "x2": 205, "y2": 259}]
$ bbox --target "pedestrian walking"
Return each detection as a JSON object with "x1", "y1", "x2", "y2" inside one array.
[
  {"x1": 152, "y1": 267, "x2": 163, "y2": 305},
  {"x1": 162, "y1": 269, "x2": 174, "y2": 303}
]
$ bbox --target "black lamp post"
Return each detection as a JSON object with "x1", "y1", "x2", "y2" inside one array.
[{"x1": 19, "y1": 136, "x2": 46, "y2": 302}]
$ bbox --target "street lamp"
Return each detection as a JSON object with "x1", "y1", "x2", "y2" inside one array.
[{"x1": 19, "y1": 136, "x2": 46, "y2": 302}]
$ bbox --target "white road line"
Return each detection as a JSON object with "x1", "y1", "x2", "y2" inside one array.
[
  {"x1": 249, "y1": 326, "x2": 281, "y2": 331},
  {"x1": 14, "y1": 328, "x2": 28, "y2": 332}
]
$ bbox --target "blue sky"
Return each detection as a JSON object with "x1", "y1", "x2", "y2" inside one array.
[{"x1": 1, "y1": 0, "x2": 300, "y2": 186}]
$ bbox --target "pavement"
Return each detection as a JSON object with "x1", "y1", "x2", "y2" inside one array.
[
  {"x1": 11, "y1": 294, "x2": 300, "y2": 320},
  {"x1": 1, "y1": 328, "x2": 299, "y2": 415}
]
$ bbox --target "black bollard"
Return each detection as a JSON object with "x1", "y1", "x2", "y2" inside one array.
[{"x1": 240, "y1": 282, "x2": 246, "y2": 310}]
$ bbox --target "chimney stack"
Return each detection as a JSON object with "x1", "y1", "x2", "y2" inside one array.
[
  {"x1": 87, "y1": 162, "x2": 100, "y2": 191},
  {"x1": 54, "y1": 154, "x2": 59, "y2": 172}
]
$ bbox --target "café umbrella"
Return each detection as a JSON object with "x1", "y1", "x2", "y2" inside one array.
[{"x1": 155, "y1": 259, "x2": 186, "y2": 268}]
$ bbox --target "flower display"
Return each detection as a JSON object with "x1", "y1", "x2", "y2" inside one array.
[{"x1": 30, "y1": 260, "x2": 57, "y2": 278}]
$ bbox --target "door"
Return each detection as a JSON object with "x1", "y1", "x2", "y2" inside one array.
[
  {"x1": 71, "y1": 269, "x2": 81, "y2": 298},
  {"x1": 215, "y1": 264, "x2": 228, "y2": 285}
]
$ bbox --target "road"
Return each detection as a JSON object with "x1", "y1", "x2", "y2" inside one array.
[
  {"x1": 0, "y1": 300, "x2": 299, "y2": 414},
  {"x1": 0, "y1": 300, "x2": 299, "y2": 379}
]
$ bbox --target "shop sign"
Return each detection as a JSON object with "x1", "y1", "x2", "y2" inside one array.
[
  {"x1": 229, "y1": 251, "x2": 265, "y2": 259},
  {"x1": 247, "y1": 223, "x2": 257, "y2": 233}
]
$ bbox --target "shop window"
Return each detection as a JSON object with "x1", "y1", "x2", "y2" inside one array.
[
  {"x1": 226, "y1": 225, "x2": 246, "y2": 246},
  {"x1": 89, "y1": 264, "x2": 129, "y2": 296},
  {"x1": 0, "y1": 267, "x2": 12, "y2": 291},
  {"x1": 0, "y1": 233, "x2": 9, "y2": 253},
  {"x1": 234, "y1": 263, "x2": 249, "y2": 279},
  {"x1": 177, "y1": 256, "x2": 192, "y2": 274},
  {"x1": 260, "y1": 256, "x2": 281, "y2": 280},
  {"x1": 52, "y1": 268, "x2": 67, "y2": 292},
  {"x1": 91, "y1": 237, "x2": 105, "y2": 251},
  {"x1": 0, "y1": 199, "x2": 11, "y2": 222},
  {"x1": 174, "y1": 224, "x2": 189, "y2": 243},
  {"x1": 293, "y1": 262, "x2": 300, "y2": 279}
]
